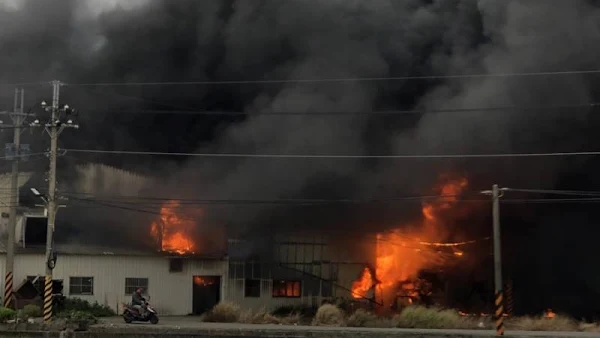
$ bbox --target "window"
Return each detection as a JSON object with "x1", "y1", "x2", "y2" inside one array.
[
  {"x1": 69, "y1": 277, "x2": 93, "y2": 295},
  {"x1": 245, "y1": 279, "x2": 260, "y2": 298},
  {"x1": 272, "y1": 280, "x2": 301, "y2": 298},
  {"x1": 169, "y1": 258, "x2": 184, "y2": 272},
  {"x1": 125, "y1": 278, "x2": 149, "y2": 295},
  {"x1": 26, "y1": 276, "x2": 44, "y2": 293},
  {"x1": 321, "y1": 281, "x2": 332, "y2": 298}
]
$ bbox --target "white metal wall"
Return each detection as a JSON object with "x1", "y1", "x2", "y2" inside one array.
[{"x1": 0, "y1": 254, "x2": 227, "y2": 315}]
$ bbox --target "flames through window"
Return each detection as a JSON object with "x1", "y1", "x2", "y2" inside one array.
[{"x1": 150, "y1": 200, "x2": 197, "y2": 255}]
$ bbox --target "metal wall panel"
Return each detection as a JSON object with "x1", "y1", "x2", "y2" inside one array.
[{"x1": 3, "y1": 254, "x2": 227, "y2": 315}]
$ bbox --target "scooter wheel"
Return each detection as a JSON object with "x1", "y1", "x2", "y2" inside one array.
[
  {"x1": 150, "y1": 315, "x2": 159, "y2": 324},
  {"x1": 123, "y1": 315, "x2": 133, "y2": 324}
]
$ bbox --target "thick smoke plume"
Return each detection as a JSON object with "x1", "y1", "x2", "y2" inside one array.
[{"x1": 2, "y1": 0, "x2": 600, "y2": 317}]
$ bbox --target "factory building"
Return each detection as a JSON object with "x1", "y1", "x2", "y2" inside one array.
[
  {"x1": 0, "y1": 236, "x2": 373, "y2": 315},
  {"x1": 0, "y1": 168, "x2": 376, "y2": 315}
]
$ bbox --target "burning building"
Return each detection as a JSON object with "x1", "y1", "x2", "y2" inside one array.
[{"x1": 0, "y1": 169, "x2": 489, "y2": 315}]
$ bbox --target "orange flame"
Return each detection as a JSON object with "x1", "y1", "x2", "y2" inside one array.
[
  {"x1": 150, "y1": 200, "x2": 197, "y2": 254},
  {"x1": 545, "y1": 309, "x2": 556, "y2": 318},
  {"x1": 352, "y1": 267, "x2": 374, "y2": 299},
  {"x1": 193, "y1": 276, "x2": 214, "y2": 286},
  {"x1": 361, "y1": 177, "x2": 469, "y2": 305}
]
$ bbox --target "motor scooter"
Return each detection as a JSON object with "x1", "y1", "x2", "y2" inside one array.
[{"x1": 122, "y1": 296, "x2": 159, "y2": 324}]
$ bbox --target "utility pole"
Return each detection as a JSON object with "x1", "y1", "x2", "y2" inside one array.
[
  {"x1": 2, "y1": 88, "x2": 27, "y2": 309},
  {"x1": 33, "y1": 80, "x2": 78, "y2": 323},
  {"x1": 482, "y1": 184, "x2": 507, "y2": 336},
  {"x1": 43, "y1": 80, "x2": 60, "y2": 324}
]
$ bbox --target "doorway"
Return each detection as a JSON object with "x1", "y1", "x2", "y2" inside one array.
[{"x1": 192, "y1": 276, "x2": 221, "y2": 315}]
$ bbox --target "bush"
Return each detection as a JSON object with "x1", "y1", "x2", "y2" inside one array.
[
  {"x1": 239, "y1": 308, "x2": 302, "y2": 325},
  {"x1": 240, "y1": 308, "x2": 281, "y2": 324},
  {"x1": 272, "y1": 305, "x2": 317, "y2": 318},
  {"x1": 202, "y1": 302, "x2": 241, "y2": 323},
  {"x1": 347, "y1": 309, "x2": 378, "y2": 327},
  {"x1": 0, "y1": 307, "x2": 16, "y2": 322},
  {"x1": 22, "y1": 304, "x2": 42, "y2": 318},
  {"x1": 59, "y1": 298, "x2": 115, "y2": 317},
  {"x1": 312, "y1": 304, "x2": 345, "y2": 327},
  {"x1": 393, "y1": 306, "x2": 463, "y2": 329}
]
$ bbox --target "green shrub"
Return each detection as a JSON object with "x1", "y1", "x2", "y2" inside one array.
[
  {"x1": 59, "y1": 298, "x2": 115, "y2": 317},
  {"x1": 202, "y1": 302, "x2": 241, "y2": 323},
  {"x1": 393, "y1": 306, "x2": 463, "y2": 329},
  {"x1": 0, "y1": 307, "x2": 16, "y2": 322},
  {"x1": 22, "y1": 304, "x2": 42, "y2": 318},
  {"x1": 312, "y1": 304, "x2": 345, "y2": 327}
]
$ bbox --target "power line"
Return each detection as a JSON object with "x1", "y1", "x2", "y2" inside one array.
[
  {"x1": 504, "y1": 188, "x2": 600, "y2": 197},
  {"x1": 84, "y1": 103, "x2": 600, "y2": 116},
  {"x1": 63, "y1": 69, "x2": 600, "y2": 87},
  {"x1": 62, "y1": 192, "x2": 481, "y2": 206},
  {"x1": 0, "y1": 82, "x2": 49, "y2": 87},
  {"x1": 63, "y1": 149, "x2": 600, "y2": 159},
  {"x1": 502, "y1": 197, "x2": 600, "y2": 204},
  {"x1": 0, "y1": 153, "x2": 47, "y2": 161}
]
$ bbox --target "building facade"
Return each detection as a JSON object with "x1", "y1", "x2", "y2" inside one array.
[
  {"x1": 0, "y1": 248, "x2": 228, "y2": 315},
  {"x1": 0, "y1": 233, "x2": 376, "y2": 315}
]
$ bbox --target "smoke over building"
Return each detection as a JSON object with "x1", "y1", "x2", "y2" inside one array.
[{"x1": 1, "y1": 0, "x2": 600, "y2": 318}]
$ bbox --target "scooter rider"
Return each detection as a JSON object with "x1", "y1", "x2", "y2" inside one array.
[{"x1": 131, "y1": 288, "x2": 147, "y2": 317}]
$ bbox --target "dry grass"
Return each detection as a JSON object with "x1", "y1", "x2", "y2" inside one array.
[
  {"x1": 508, "y1": 314, "x2": 579, "y2": 332},
  {"x1": 239, "y1": 307, "x2": 301, "y2": 325},
  {"x1": 312, "y1": 304, "x2": 345, "y2": 327},
  {"x1": 392, "y1": 306, "x2": 472, "y2": 329},
  {"x1": 202, "y1": 301, "x2": 241, "y2": 323},
  {"x1": 346, "y1": 309, "x2": 394, "y2": 328}
]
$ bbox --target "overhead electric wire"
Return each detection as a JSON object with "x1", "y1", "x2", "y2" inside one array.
[
  {"x1": 63, "y1": 69, "x2": 600, "y2": 87},
  {"x1": 502, "y1": 197, "x2": 600, "y2": 204},
  {"x1": 83, "y1": 102, "x2": 600, "y2": 116},
  {"x1": 504, "y1": 188, "x2": 600, "y2": 197},
  {"x1": 0, "y1": 152, "x2": 47, "y2": 160},
  {"x1": 63, "y1": 148, "x2": 600, "y2": 159},
  {"x1": 61, "y1": 192, "x2": 483, "y2": 206}
]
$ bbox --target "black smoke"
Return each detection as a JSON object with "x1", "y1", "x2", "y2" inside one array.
[{"x1": 2, "y1": 0, "x2": 600, "y2": 317}]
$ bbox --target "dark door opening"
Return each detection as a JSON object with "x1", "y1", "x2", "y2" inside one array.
[{"x1": 192, "y1": 276, "x2": 221, "y2": 315}]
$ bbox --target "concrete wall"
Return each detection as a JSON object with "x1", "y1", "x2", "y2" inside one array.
[{"x1": 0, "y1": 253, "x2": 228, "y2": 315}]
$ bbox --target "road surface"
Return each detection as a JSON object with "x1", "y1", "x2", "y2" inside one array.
[{"x1": 94, "y1": 316, "x2": 600, "y2": 337}]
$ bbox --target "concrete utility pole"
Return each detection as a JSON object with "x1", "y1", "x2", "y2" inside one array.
[
  {"x1": 34, "y1": 80, "x2": 78, "y2": 323},
  {"x1": 1, "y1": 88, "x2": 27, "y2": 309},
  {"x1": 482, "y1": 184, "x2": 507, "y2": 336}
]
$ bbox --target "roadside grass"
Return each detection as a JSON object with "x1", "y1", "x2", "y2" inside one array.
[
  {"x1": 202, "y1": 302, "x2": 301, "y2": 325},
  {"x1": 200, "y1": 302, "x2": 597, "y2": 332},
  {"x1": 506, "y1": 314, "x2": 579, "y2": 332}
]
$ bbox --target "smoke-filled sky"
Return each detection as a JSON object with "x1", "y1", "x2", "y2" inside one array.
[{"x1": 2, "y1": 0, "x2": 600, "y2": 317}]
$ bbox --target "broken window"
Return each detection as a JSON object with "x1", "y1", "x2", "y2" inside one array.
[{"x1": 272, "y1": 280, "x2": 301, "y2": 298}]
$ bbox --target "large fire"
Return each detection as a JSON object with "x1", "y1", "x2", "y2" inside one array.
[
  {"x1": 351, "y1": 177, "x2": 469, "y2": 304},
  {"x1": 150, "y1": 200, "x2": 197, "y2": 254},
  {"x1": 352, "y1": 267, "x2": 375, "y2": 298}
]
